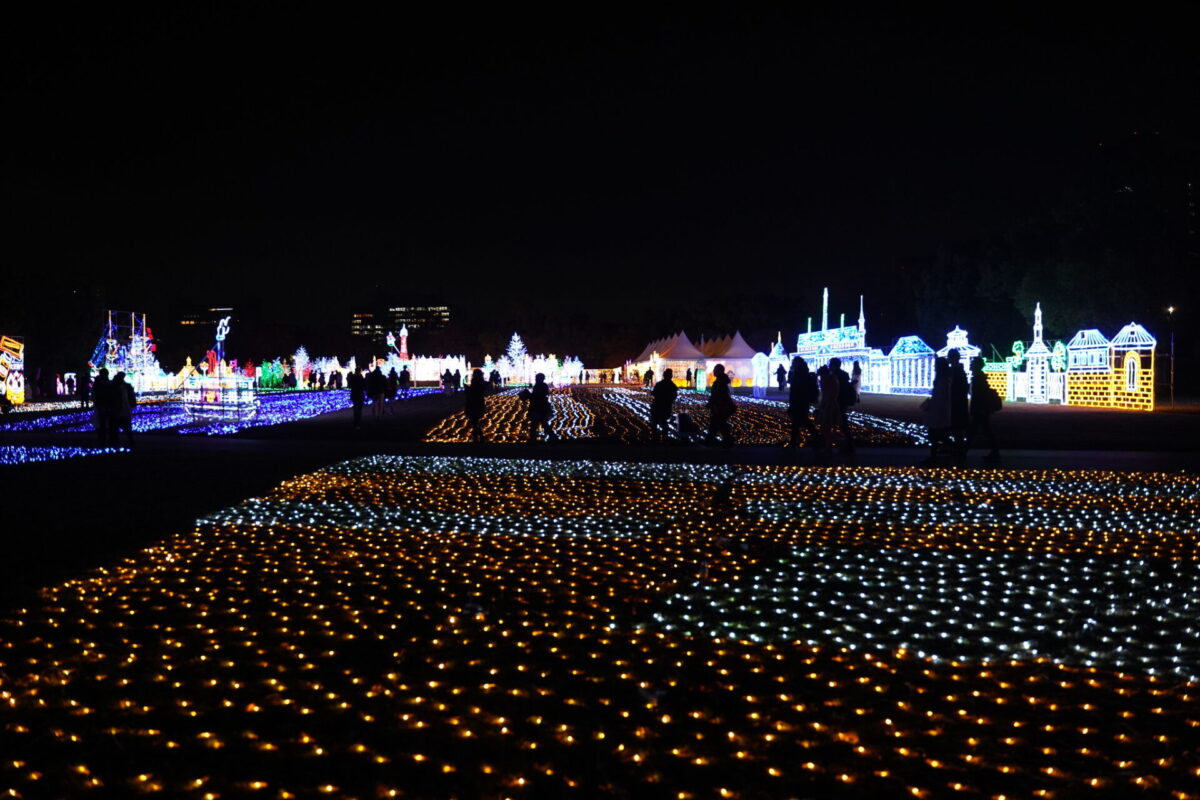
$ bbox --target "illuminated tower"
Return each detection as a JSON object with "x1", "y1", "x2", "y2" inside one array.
[
  {"x1": 399, "y1": 325, "x2": 410, "y2": 360},
  {"x1": 1024, "y1": 302, "x2": 1051, "y2": 403},
  {"x1": 858, "y1": 295, "x2": 865, "y2": 335},
  {"x1": 821, "y1": 287, "x2": 829, "y2": 332}
]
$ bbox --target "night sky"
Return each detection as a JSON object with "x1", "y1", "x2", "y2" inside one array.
[{"x1": 3, "y1": 6, "x2": 1197, "y2": 363}]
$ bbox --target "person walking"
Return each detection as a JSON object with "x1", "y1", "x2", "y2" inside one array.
[
  {"x1": 348, "y1": 368, "x2": 366, "y2": 429},
  {"x1": 785, "y1": 356, "x2": 818, "y2": 449},
  {"x1": 922, "y1": 357, "x2": 952, "y2": 463},
  {"x1": 527, "y1": 373, "x2": 558, "y2": 443},
  {"x1": 386, "y1": 368, "x2": 400, "y2": 414},
  {"x1": 464, "y1": 368, "x2": 488, "y2": 442},
  {"x1": 398, "y1": 366, "x2": 412, "y2": 399},
  {"x1": 649, "y1": 368, "x2": 678, "y2": 441},
  {"x1": 775, "y1": 364, "x2": 787, "y2": 391},
  {"x1": 367, "y1": 365, "x2": 387, "y2": 419},
  {"x1": 704, "y1": 364, "x2": 736, "y2": 446},
  {"x1": 814, "y1": 365, "x2": 840, "y2": 455},
  {"x1": 946, "y1": 349, "x2": 970, "y2": 458},
  {"x1": 829, "y1": 357, "x2": 856, "y2": 454},
  {"x1": 110, "y1": 371, "x2": 136, "y2": 447},
  {"x1": 77, "y1": 370, "x2": 92, "y2": 410},
  {"x1": 92, "y1": 368, "x2": 112, "y2": 445},
  {"x1": 968, "y1": 360, "x2": 1002, "y2": 461}
]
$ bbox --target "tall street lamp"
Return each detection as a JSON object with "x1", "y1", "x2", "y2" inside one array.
[{"x1": 1167, "y1": 306, "x2": 1176, "y2": 408}]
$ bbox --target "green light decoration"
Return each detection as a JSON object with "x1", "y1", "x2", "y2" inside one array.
[{"x1": 1051, "y1": 340, "x2": 1067, "y2": 372}]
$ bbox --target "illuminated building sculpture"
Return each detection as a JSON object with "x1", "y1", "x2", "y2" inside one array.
[
  {"x1": 983, "y1": 303, "x2": 1155, "y2": 410},
  {"x1": 1065, "y1": 322, "x2": 1156, "y2": 411},
  {"x1": 182, "y1": 317, "x2": 259, "y2": 420},
  {"x1": 789, "y1": 289, "x2": 983, "y2": 396},
  {"x1": 380, "y1": 326, "x2": 468, "y2": 385},
  {"x1": 987, "y1": 303, "x2": 1068, "y2": 404},
  {"x1": 936, "y1": 326, "x2": 980, "y2": 378},
  {"x1": 1, "y1": 335, "x2": 25, "y2": 405},
  {"x1": 886, "y1": 335, "x2": 936, "y2": 394},
  {"x1": 89, "y1": 311, "x2": 176, "y2": 394},
  {"x1": 791, "y1": 290, "x2": 889, "y2": 392}
]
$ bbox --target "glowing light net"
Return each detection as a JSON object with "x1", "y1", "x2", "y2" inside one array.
[{"x1": 2, "y1": 455, "x2": 1198, "y2": 797}]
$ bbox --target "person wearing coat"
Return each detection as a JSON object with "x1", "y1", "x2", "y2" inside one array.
[
  {"x1": 464, "y1": 368, "x2": 488, "y2": 442},
  {"x1": 704, "y1": 364, "x2": 736, "y2": 445},
  {"x1": 922, "y1": 357, "x2": 952, "y2": 461},
  {"x1": 649, "y1": 368, "x2": 679, "y2": 441}
]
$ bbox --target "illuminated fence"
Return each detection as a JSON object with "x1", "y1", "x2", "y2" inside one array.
[{"x1": 1, "y1": 455, "x2": 1198, "y2": 798}]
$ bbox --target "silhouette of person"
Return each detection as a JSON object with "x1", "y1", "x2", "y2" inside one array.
[
  {"x1": 685, "y1": 367, "x2": 693, "y2": 386},
  {"x1": 367, "y1": 365, "x2": 387, "y2": 419},
  {"x1": 489, "y1": 368, "x2": 501, "y2": 393},
  {"x1": 528, "y1": 373, "x2": 558, "y2": 443},
  {"x1": 946, "y1": 349, "x2": 970, "y2": 458},
  {"x1": 649, "y1": 368, "x2": 678, "y2": 441},
  {"x1": 922, "y1": 357, "x2": 952, "y2": 462},
  {"x1": 110, "y1": 371, "x2": 136, "y2": 447},
  {"x1": 77, "y1": 370, "x2": 92, "y2": 409},
  {"x1": 464, "y1": 368, "x2": 488, "y2": 442},
  {"x1": 775, "y1": 364, "x2": 787, "y2": 391},
  {"x1": 829, "y1": 357, "x2": 856, "y2": 454},
  {"x1": 704, "y1": 364, "x2": 736, "y2": 446},
  {"x1": 92, "y1": 368, "x2": 112, "y2": 444},
  {"x1": 968, "y1": 359, "x2": 1001, "y2": 460},
  {"x1": 785, "y1": 356, "x2": 818, "y2": 449},
  {"x1": 387, "y1": 368, "x2": 399, "y2": 413},
  {"x1": 399, "y1": 366, "x2": 412, "y2": 398},
  {"x1": 348, "y1": 368, "x2": 366, "y2": 429},
  {"x1": 815, "y1": 365, "x2": 840, "y2": 454}
]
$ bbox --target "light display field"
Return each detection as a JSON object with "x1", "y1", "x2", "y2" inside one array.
[
  {"x1": 2, "y1": 455, "x2": 1199, "y2": 799},
  {"x1": 425, "y1": 386, "x2": 927, "y2": 446}
]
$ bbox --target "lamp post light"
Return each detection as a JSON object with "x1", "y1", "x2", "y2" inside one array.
[{"x1": 1167, "y1": 306, "x2": 1176, "y2": 408}]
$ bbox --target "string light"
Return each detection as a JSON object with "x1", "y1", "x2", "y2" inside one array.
[
  {"x1": 0, "y1": 455, "x2": 1196, "y2": 798},
  {"x1": 425, "y1": 387, "x2": 928, "y2": 445},
  {"x1": 0, "y1": 444, "x2": 127, "y2": 466},
  {"x1": 0, "y1": 389, "x2": 437, "y2": 436}
]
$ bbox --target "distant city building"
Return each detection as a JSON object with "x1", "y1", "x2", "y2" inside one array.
[
  {"x1": 386, "y1": 304, "x2": 450, "y2": 331},
  {"x1": 350, "y1": 312, "x2": 387, "y2": 340},
  {"x1": 179, "y1": 306, "x2": 235, "y2": 329},
  {"x1": 351, "y1": 304, "x2": 450, "y2": 338}
]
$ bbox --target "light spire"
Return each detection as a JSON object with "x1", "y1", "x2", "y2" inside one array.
[{"x1": 821, "y1": 287, "x2": 829, "y2": 332}]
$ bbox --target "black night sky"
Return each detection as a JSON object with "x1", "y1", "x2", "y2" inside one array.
[{"x1": 3, "y1": 6, "x2": 1197, "y2": 370}]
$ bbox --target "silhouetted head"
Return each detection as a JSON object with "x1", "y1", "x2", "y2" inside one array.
[
  {"x1": 947, "y1": 348, "x2": 961, "y2": 364},
  {"x1": 972, "y1": 359, "x2": 985, "y2": 374},
  {"x1": 829, "y1": 357, "x2": 841, "y2": 370},
  {"x1": 98, "y1": 368, "x2": 108, "y2": 378},
  {"x1": 472, "y1": 368, "x2": 484, "y2": 383},
  {"x1": 791, "y1": 356, "x2": 807, "y2": 374},
  {"x1": 535, "y1": 373, "x2": 546, "y2": 384},
  {"x1": 662, "y1": 368, "x2": 673, "y2": 381},
  {"x1": 114, "y1": 371, "x2": 126, "y2": 383},
  {"x1": 713, "y1": 364, "x2": 726, "y2": 376}
]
